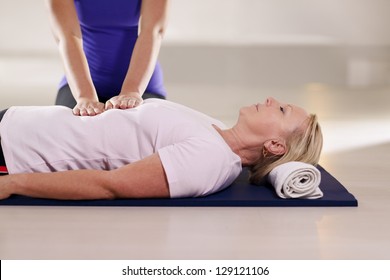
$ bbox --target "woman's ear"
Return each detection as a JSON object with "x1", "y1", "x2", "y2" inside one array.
[{"x1": 264, "y1": 139, "x2": 286, "y2": 156}]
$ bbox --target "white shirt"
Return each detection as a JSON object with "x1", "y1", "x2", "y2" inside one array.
[{"x1": 0, "y1": 99, "x2": 242, "y2": 198}]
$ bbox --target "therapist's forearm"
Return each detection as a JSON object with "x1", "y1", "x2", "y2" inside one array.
[
  {"x1": 5, "y1": 170, "x2": 115, "y2": 200},
  {"x1": 117, "y1": 0, "x2": 169, "y2": 97},
  {"x1": 58, "y1": 36, "x2": 98, "y2": 101},
  {"x1": 120, "y1": 31, "x2": 163, "y2": 95}
]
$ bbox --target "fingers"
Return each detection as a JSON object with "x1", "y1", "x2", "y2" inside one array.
[
  {"x1": 105, "y1": 95, "x2": 143, "y2": 111},
  {"x1": 72, "y1": 102, "x2": 105, "y2": 116},
  {"x1": 72, "y1": 94, "x2": 143, "y2": 116},
  {"x1": 105, "y1": 100, "x2": 114, "y2": 110}
]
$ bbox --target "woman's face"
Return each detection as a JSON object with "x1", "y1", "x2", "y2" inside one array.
[{"x1": 238, "y1": 97, "x2": 309, "y2": 141}]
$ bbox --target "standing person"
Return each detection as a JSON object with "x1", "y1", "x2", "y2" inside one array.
[{"x1": 45, "y1": 0, "x2": 169, "y2": 116}]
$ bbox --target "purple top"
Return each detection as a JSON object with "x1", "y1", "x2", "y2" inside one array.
[{"x1": 59, "y1": 0, "x2": 166, "y2": 98}]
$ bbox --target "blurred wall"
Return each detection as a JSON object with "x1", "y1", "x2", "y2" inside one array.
[
  {"x1": 166, "y1": 0, "x2": 390, "y2": 46},
  {"x1": 1, "y1": 0, "x2": 390, "y2": 51},
  {"x1": 0, "y1": 0, "x2": 389, "y2": 91}
]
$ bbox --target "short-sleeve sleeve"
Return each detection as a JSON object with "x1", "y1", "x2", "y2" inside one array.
[{"x1": 158, "y1": 137, "x2": 242, "y2": 198}]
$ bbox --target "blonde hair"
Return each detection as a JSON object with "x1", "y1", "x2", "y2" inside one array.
[{"x1": 249, "y1": 114, "x2": 323, "y2": 184}]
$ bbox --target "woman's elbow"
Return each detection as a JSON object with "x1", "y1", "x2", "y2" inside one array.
[{"x1": 101, "y1": 188, "x2": 117, "y2": 200}]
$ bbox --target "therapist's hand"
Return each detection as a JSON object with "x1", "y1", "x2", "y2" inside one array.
[
  {"x1": 105, "y1": 92, "x2": 143, "y2": 110},
  {"x1": 73, "y1": 98, "x2": 105, "y2": 116}
]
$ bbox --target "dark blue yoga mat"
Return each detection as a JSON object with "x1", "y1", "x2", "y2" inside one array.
[{"x1": 0, "y1": 166, "x2": 357, "y2": 207}]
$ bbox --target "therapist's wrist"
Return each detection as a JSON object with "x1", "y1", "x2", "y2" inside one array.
[{"x1": 119, "y1": 91, "x2": 142, "y2": 98}]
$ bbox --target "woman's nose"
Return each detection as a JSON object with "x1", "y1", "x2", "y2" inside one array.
[{"x1": 266, "y1": 97, "x2": 276, "y2": 106}]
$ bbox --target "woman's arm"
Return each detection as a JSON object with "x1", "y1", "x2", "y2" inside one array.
[
  {"x1": 45, "y1": 0, "x2": 104, "y2": 116},
  {"x1": 105, "y1": 0, "x2": 170, "y2": 110},
  {"x1": 0, "y1": 154, "x2": 169, "y2": 200}
]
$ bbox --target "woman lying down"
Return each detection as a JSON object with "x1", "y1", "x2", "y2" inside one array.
[{"x1": 0, "y1": 97, "x2": 322, "y2": 200}]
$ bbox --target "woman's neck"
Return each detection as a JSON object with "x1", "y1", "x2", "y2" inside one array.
[{"x1": 212, "y1": 124, "x2": 262, "y2": 166}]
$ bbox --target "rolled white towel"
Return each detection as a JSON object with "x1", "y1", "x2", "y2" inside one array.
[{"x1": 268, "y1": 161, "x2": 323, "y2": 199}]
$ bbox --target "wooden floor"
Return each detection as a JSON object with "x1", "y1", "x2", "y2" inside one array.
[{"x1": 0, "y1": 55, "x2": 390, "y2": 259}]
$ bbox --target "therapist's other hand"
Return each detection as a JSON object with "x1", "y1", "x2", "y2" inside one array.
[
  {"x1": 105, "y1": 92, "x2": 143, "y2": 110},
  {"x1": 73, "y1": 98, "x2": 105, "y2": 116}
]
